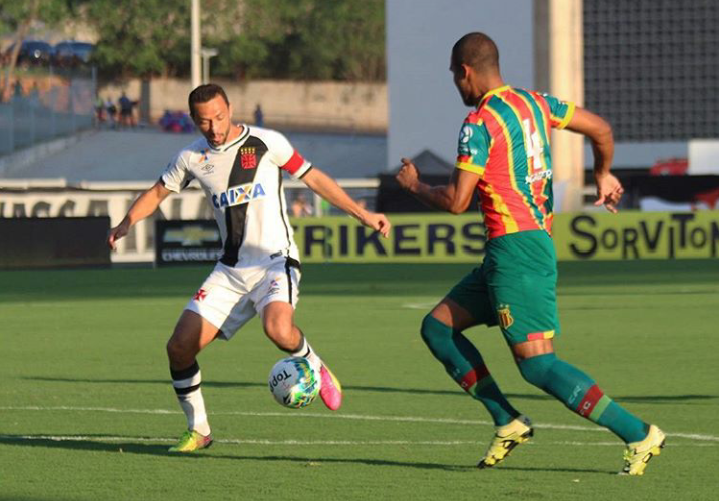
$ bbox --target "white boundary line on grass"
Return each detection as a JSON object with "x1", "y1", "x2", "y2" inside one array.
[
  {"x1": 0, "y1": 435, "x2": 714, "y2": 447},
  {"x1": 1, "y1": 405, "x2": 717, "y2": 443},
  {"x1": 401, "y1": 302, "x2": 438, "y2": 310}
]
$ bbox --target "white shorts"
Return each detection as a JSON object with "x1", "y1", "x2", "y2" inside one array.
[{"x1": 185, "y1": 257, "x2": 301, "y2": 339}]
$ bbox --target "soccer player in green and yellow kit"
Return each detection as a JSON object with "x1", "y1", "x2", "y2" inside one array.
[{"x1": 396, "y1": 32, "x2": 664, "y2": 475}]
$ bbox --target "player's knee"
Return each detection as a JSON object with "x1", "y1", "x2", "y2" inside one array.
[
  {"x1": 517, "y1": 353, "x2": 556, "y2": 389},
  {"x1": 166, "y1": 336, "x2": 196, "y2": 364},
  {"x1": 263, "y1": 318, "x2": 297, "y2": 351},
  {"x1": 420, "y1": 314, "x2": 451, "y2": 349}
]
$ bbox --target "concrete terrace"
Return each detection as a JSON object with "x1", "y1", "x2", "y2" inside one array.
[{"x1": 1, "y1": 127, "x2": 388, "y2": 183}]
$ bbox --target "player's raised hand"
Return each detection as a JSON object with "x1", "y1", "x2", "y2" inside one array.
[
  {"x1": 370, "y1": 212, "x2": 392, "y2": 238},
  {"x1": 594, "y1": 172, "x2": 624, "y2": 213},
  {"x1": 361, "y1": 212, "x2": 391, "y2": 238},
  {"x1": 107, "y1": 220, "x2": 130, "y2": 250},
  {"x1": 396, "y1": 158, "x2": 420, "y2": 192}
]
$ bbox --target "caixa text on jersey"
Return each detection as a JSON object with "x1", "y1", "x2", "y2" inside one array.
[{"x1": 211, "y1": 182, "x2": 266, "y2": 209}]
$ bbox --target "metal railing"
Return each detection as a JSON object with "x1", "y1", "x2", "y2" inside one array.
[{"x1": 0, "y1": 68, "x2": 96, "y2": 155}]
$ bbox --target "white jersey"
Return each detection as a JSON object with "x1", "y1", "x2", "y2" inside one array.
[{"x1": 161, "y1": 125, "x2": 312, "y2": 267}]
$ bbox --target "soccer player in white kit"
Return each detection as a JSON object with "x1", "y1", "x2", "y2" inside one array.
[{"x1": 107, "y1": 84, "x2": 391, "y2": 452}]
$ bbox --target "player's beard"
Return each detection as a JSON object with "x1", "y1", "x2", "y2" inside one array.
[
  {"x1": 462, "y1": 89, "x2": 481, "y2": 107},
  {"x1": 208, "y1": 123, "x2": 231, "y2": 147}
]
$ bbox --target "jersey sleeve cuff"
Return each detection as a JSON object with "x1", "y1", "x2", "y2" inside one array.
[
  {"x1": 456, "y1": 161, "x2": 485, "y2": 177},
  {"x1": 159, "y1": 175, "x2": 182, "y2": 193},
  {"x1": 291, "y1": 161, "x2": 312, "y2": 179},
  {"x1": 297, "y1": 164, "x2": 313, "y2": 179},
  {"x1": 555, "y1": 102, "x2": 576, "y2": 129}
]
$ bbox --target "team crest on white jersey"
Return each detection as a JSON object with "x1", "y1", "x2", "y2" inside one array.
[
  {"x1": 240, "y1": 147, "x2": 258, "y2": 169},
  {"x1": 212, "y1": 182, "x2": 266, "y2": 209}
]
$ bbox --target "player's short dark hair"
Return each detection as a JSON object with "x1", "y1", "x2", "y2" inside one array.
[
  {"x1": 452, "y1": 32, "x2": 500, "y2": 73},
  {"x1": 188, "y1": 83, "x2": 229, "y2": 116}
]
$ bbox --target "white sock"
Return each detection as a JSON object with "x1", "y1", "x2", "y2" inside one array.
[
  {"x1": 292, "y1": 336, "x2": 322, "y2": 372},
  {"x1": 177, "y1": 390, "x2": 211, "y2": 436},
  {"x1": 171, "y1": 361, "x2": 211, "y2": 436}
]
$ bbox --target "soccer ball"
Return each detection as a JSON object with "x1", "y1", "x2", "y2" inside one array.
[{"x1": 268, "y1": 357, "x2": 320, "y2": 409}]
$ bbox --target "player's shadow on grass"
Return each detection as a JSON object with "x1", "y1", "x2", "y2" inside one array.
[
  {"x1": 25, "y1": 376, "x2": 551, "y2": 400},
  {"x1": 0, "y1": 434, "x2": 171, "y2": 457},
  {"x1": 202, "y1": 455, "x2": 613, "y2": 475},
  {"x1": 22, "y1": 376, "x2": 719, "y2": 404},
  {"x1": 0, "y1": 435, "x2": 612, "y2": 475}
]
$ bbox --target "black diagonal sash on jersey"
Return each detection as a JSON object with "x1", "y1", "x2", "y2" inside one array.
[
  {"x1": 220, "y1": 136, "x2": 268, "y2": 266},
  {"x1": 277, "y1": 170, "x2": 292, "y2": 248}
]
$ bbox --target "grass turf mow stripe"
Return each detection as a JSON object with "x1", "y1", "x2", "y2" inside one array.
[
  {"x1": 1, "y1": 435, "x2": 714, "y2": 448},
  {"x1": 2, "y1": 405, "x2": 717, "y2": 443}
]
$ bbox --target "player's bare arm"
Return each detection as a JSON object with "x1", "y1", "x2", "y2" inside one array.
[
  {"x1": 301, "y1": 167, "x2": 391, "y2": 238},
  {"x1": 565, "y1": 107, "x2": 623, "y2": 213},
  {"x1": 107, "y1": 180, "x2": 172, "y2": 250},
  {"x1": 396, "y1": 157, "x2": 479, "y2": 214}
]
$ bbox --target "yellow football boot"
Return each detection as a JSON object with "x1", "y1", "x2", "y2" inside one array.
[
  {"x1": 478, "y1": 415, "x2": 533, "y2": 469},
  {"x1": 168, "y1": 430, "x2": 213, "y2": 453},
  {"x1": 620, "y1": 425, "x2": 666, "y2": 476}
]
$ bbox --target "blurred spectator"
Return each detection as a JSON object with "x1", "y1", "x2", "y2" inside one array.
[
  {"x1": 159, "y1": 110, "x2": 194, "y2": 133},
  {"x1": 254, "y1": 104, "x2": 264, "y2": 127},
  {"x1": 105, "y1": 98, "x2": 117, "y2": 128},
  {"x1": 320, "y1": 198, "x2": 332, "y2": 215},
  {"x1": 13, "y1": 80, "x2": 23, "y2": 98},
  {"x1": 291, "y1": 194, "x2": 312, "y2": 217},
  {"x1": 94, "y1": 94, "x2": 105, "y2": 126},
  {"x1": 118, "y1": 92, "x2": 136, "y2": 128}
]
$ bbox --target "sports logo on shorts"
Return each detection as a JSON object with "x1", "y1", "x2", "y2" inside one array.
[
  {"x1": 193, "y1": 288, "x2": 208, "y2": 301},
  {"x1": 240, "y1": 147, "x2": 257, "y2": 169},
  {"x1": 268, "y1": 277, "x2": 282, "y2": 296},
  {"x1": 497, "y1": 304, "x2": 514, "y2": 330}
]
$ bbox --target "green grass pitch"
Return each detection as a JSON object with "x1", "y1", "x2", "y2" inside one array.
[{"x1": 1, "y1": 260, "x2": 717, "y2": 500}]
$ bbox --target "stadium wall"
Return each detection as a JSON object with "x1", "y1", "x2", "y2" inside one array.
[
  {"x1": 3, "y1": 186, "x2": 716, "y2": 263},
  {"x1": 0, "y1": 186, "x2": 210, "y2": 263},
  {"x1": 0, "y1": 216, "x2": 111, "y2": 269},
  {"x1": 100, "y1": 78, "x2": 387, "y2": 133}
]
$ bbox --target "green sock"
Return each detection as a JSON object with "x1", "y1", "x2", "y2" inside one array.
[
  {"x1": 421, "y1": 315, "x2": 519, "y2": 426},
  {"x1": 518, "y1": 353, "x2": 648, "y2": 443}
]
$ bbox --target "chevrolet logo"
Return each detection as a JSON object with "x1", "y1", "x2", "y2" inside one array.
[{"x1": 165, "y1": 225, "x2": 220, "y2": 245}]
